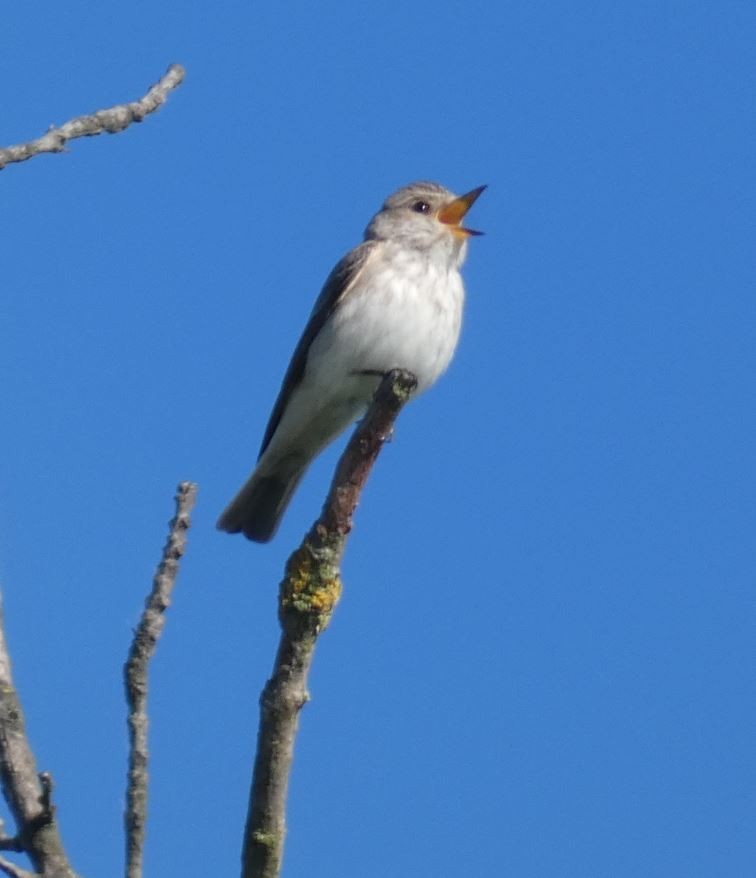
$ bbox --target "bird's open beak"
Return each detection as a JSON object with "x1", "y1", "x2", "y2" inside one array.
[{"x1": 437, "y1": 185, "x2": 486, "y2": 238}]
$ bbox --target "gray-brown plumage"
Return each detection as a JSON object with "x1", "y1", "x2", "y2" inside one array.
[{"x1": 218, "y1": 181, "x2": 484, "y2": 541}]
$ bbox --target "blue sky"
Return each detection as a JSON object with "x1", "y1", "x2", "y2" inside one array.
[{"x1": 2, "y1": 2, "x2": 755, "y2": 876}]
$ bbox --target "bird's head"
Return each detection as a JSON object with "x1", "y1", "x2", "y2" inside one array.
[{"x1": 365, "y1": 181, "x2": 486, "y2": 263}]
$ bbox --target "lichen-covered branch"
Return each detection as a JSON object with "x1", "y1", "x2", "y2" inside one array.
[
  {"x1": 241, "y1": 369, "x2": 418, "y2": 878},
  {"x1": 0, "y1": 603, "x2": 79, "y2": 878},
  {"x1": 0, "y1": 63, "x2": 185, "y2": 171},
  {"x1": 124, "y1": 482, "x2": 198, "y2": 878}
]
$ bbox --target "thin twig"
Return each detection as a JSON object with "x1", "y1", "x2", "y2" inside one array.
[
  {"x1": 0, "y1": 63, "x2": 185, "y2": 171},
  {"x1": 0, "y1": 854, "x2": 36, "y2": 878},
  {"x1": 241, "y1": 369, "x2": 418, "y2": 878},
  {"x1": 0, "y1": 600, "x2": 78, "y2": 878},
  {"x1": 124, "y1": 482, "x2": 198, "y2": 878}
]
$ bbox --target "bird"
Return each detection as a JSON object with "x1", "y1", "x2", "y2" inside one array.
[{"x1": 217, "y1": 180, "x2": 485, "y2": 542}]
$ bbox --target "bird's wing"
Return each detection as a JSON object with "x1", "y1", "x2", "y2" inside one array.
[{"x1": 258, "y1": 240, "x2": 380, "y2": 459}]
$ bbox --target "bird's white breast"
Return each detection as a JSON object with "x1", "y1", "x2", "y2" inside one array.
[{"x1": 307, "y1": 243, "x2": 465, "y2": 398}]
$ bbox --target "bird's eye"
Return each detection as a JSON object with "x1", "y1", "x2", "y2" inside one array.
[{"x1": 411, "y1": 200, "x2": 431, "y2": 214}]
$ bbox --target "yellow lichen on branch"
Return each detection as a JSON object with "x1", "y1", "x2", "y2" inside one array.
[{"x1": 280, "y1": 545, "x2": 343, "y2": 627}]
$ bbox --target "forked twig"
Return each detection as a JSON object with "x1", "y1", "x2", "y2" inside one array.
[{"x1": 0, "y1": 605, "x2": 78, "y2": 878}]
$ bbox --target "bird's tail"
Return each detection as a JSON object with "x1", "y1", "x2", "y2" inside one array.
[{"x1": 217, "y1": 465, "x2": 306, "y2": 543}]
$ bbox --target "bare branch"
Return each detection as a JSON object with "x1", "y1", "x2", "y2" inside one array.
[
  {"x1": 0, "y1": 854, "x2": 36, "y2": 878},
  {"x1": 124, "y1": 482, "x2": 198, "y2": 878},
  {"x1": 241, "y1": 369, "x2": 418, "y2": 878},
  {"x1": 0, "y1": 601, "x2": 78, "y2": 878},
  {"x1": 0, "y1": 63, "x2": 185, "y2": 171}
]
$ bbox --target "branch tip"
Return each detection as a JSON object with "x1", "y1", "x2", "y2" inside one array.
[
  {"x1": 124, "y1": 481, "x2": 197, "y2": 878},
  {"x1": 0, "y1": 62, "x2": 186, "y2": 171},
  {"x1": 242, "y1": 371, "x2": 416, "y2": 878}
]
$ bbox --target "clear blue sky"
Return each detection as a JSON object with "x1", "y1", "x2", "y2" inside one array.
[{"x1": 2, "y1": 2, "x2": 755, "y2": 876}]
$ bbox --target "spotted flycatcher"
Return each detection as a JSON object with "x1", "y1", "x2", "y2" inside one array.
[{"x1": 218, "y1": 181, "x2": 485, "y2": 541}]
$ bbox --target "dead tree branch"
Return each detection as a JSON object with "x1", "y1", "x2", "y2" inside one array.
[
  {"x1": 241, "y1": 369, "x2": 418, "y2": 878},
  {"x1": 124, "y1": 482, "x2": 198, "y2": 878},
  {"x1": 0, "y1": 63, "x2": 185, "y2": 171},
  {"x1": 0, "y1": 604, "x2": 79, "y2": 878},
  {"x1": 0, "y1": 854, "x2": 36, "y2": 878}
]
